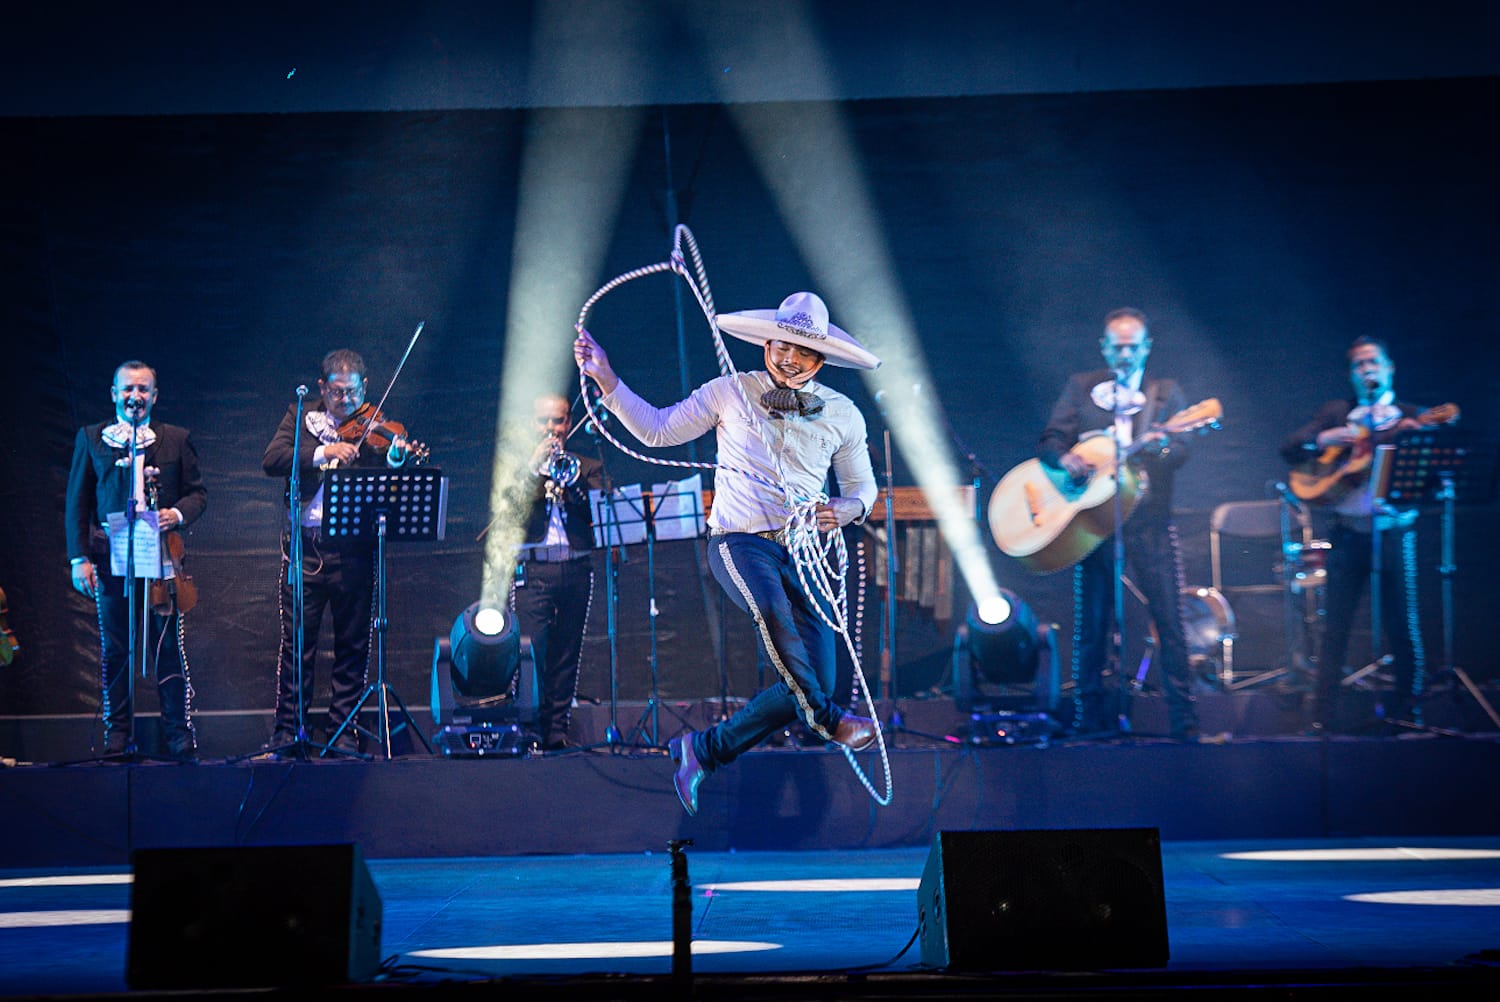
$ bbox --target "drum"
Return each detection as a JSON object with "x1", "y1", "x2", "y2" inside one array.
[
  {"x1": 1124, "y1": 583, "x2": 1236, "y2": 687},
  {"x1": 1284, "y1": 539, "x2": 1331, "y2": 593},
  {"x1": 1180, "y1": 586, "x2": 1235, "y2": 672}
]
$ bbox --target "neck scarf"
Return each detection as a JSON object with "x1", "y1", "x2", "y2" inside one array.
[{"x1": 761, "y1": 386, "x2": 824, "y2": 419}]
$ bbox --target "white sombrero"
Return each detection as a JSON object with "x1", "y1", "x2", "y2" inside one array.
[{"x1": 715, "y1": 292, "x2": 881, "y2": 370}]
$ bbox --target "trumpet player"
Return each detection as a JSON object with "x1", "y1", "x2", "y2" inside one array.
[{"x1": 517, "y1": 392, "x2": 604, "y2": 750}]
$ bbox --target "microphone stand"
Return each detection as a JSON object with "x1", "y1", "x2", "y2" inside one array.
[
  {"x1": 1109, "y1": 372, "x2": 1131, "y2": 735},
  {"x1": 879, "y1": 429, "x2": 901, "y2": 733},
  {"x1": 1345, "y1": 392, "x2": 1394, "y2": 694},
  {"x1": 239, "y1": 386, "x2": 326, "y2": 762},
  {"x1": 120, "y1": 408, "x2": 144, "y2": 759}
]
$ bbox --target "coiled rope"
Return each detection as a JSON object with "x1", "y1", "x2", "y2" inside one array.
[{"x1": 574, "y1": 224, "x2": 892, "y2": 807}]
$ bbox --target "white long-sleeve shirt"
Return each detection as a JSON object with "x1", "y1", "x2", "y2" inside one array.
[{"x1": 600, "y1": 370, "x2": 877, "y2": 535}]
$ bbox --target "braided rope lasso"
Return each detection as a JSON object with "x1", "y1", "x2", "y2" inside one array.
[{"x1": 574, "y1": 224, "x2": 892, "y2": 807}]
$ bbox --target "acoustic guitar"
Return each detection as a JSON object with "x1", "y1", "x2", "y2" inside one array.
[
  {"x1": 989, "y1": 399, "x2": 1223, "y2": 574},
  {"x1": 1288, "y1": 403, "x2": 1459, "y2": 505}
]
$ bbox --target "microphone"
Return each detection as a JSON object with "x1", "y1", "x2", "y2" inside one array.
[{"x1": 296, "y1": 384, "x2": 309, "y2": 398}]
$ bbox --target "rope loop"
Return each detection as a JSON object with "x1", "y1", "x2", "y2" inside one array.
[{"x1": 573, "y1": 226, "x2": 892, "y2": 807}]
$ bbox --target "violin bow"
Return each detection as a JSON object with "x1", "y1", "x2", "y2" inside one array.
[{"x1": 350, "y1": 320, "x2": 425, "y2": 453}]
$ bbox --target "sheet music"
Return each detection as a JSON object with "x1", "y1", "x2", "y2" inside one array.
[
  {"x1": 651, "y1": 473, "x2": 706, "y2": 541},
  {"x1": 590, "y1": 484, "x2": 648, "y2": 546},
  {"x1": 106, "y1": 510, "x2": 164, "y2": 579}
]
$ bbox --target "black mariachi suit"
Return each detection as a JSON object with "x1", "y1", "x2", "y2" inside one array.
[
  {"x1": 1037, "y1": 368, "x2": 1199, "y2": 739},
  {"x1": 1280, "y1": 397, "x2": 1430, "y2": 730},
  {"x1": 513, "y1": 450, "x2": 604, "y2": 748},
  {"x1": 262, "y1": 401, "x2": 407, "y2": 748},
  {"x1": 65, "y1": 420, "x2": 207, "y2": 755}
]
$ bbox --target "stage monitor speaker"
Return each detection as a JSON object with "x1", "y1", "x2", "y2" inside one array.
[
  {"x1": 127, "y1": 843, "x2": 383, "y2": 989},
  {"x1": 917, "y1": 827, "x2": 1168, "y2": 971}
]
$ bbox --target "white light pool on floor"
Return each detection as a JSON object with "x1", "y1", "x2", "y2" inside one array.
[
  {"x1": 699, "y1": 878, "x2": 920, "y2": 892},
  {"x1": 412, "y1": 940, "x2": 781, "y2": 961},
  {"x1": 0, "y1": 910, "x2": 129, "y2": 928},
  {"x1": 1221, "y1": 847, "x2": 1500, "y2": 862},
  {"x1": 1348, "y1": 889, "x2": 1500, "y2": 906},
  {"x1": 0, "y1": 874, "x2": 132, "y2": 888}
]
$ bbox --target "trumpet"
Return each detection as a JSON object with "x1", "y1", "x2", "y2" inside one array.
[{"x1": 543, "y1": 436, "x2": 580, "y2": 489}]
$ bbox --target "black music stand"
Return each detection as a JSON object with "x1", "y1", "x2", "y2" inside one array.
[
  {"x1": 1384, "y1": 428, "x2": 1499, "y2": 731},
  {"x1": 622, "y1": 475, "x2": 707, "y2": 749},
  {"x1": 323, "y1": 466, "x2": 448, "y2": 759},
  {"x1": 584, "y1": 483, "x2": 647, "y2": 750}
]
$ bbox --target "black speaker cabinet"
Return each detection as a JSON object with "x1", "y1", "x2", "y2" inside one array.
[
  {"x1": 127, "y1": 843, "x2": 383, "y2": 989},
  {"x1": 917, "y1": 827, "x2": 1168, "y2": 971}
]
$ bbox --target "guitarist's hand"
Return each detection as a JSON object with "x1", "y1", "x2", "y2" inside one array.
[
  {"x1": 1059, "y1": 452, "x2": 1093, "y2": 482},
  {"x1": 1138, "y1": 430, "x2": 1171, "y2": 455},
  {"x1": 1316, "y1": 427, "x2": 1358, "y2": 449}
]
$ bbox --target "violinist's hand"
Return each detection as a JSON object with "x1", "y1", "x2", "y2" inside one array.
[
  {"x1": 71, "y1": 559, "x2": 98, "y2": 600},
  {"x1": 573, "y1": 327, "x2": 620, "y2": 395},
  {"x1": 156, "y1": 508, "x2": 181, "y2": 531},
  {"x1": 324, "y1": 441, "x2": 360, "y2": 465},
  {"x1": 387, "y1": 435, "x2": 409, "y2": 465},
  {"x1": 816, "y1": 498, "x2": 865, "y2": 531}
]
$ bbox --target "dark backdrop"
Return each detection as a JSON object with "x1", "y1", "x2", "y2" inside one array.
[{"x1": 2, "y1": 76, "x2": 1497, "y2": 722}]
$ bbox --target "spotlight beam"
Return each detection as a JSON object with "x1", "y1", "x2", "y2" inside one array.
[
  {"x1": 682, "y1": 5, "x2": 1001, "y2": 608},
  {"x1": 480, "y1": 101, "x2": 645, "y2": 608}
]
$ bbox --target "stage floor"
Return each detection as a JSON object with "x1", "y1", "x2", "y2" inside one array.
[{"x1": 2, "y1": 837, "x2": 1499, "y2": 1000}]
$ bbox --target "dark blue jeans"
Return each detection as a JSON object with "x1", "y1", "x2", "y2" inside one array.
[{"x1": 694, "y1": 533, "x2": 844, "y2": 771}]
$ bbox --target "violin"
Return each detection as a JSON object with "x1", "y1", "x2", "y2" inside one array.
[
  {"x1": 0, "y1": 585, "x2": 18, "y2": 666},
  {"x1": 335, "y1": 402, "x2": 430, "y2": 464},
  {"x1": 144, "y1": 468, "x2": 198, "y2": 616}
]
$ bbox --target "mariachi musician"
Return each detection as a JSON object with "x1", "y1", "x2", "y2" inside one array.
[
  {"x1": 1280, "y1": 335, "x2": 1449, "y2": 733},
  {"x1": 1033, "y1": 308, "x2": 1202, "y2": 742},
  {"x1": 259, "y1": 347, "x2": 421, "y2": 757},
  {"x1": 513, "y1": 392, "x2": 604, "y2": 751},
  {"x1": 66, "y1": 359, "x2": 207, "y2": 760}
]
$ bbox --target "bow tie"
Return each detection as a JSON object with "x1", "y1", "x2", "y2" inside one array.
[
  {"x1": 1091, "y1": 380, "x2": 1145, "y2": 416},
  {"x1": 761, "y1": 386, "x2": 824, "y2": 419},
  {"x1": 101, "y1": 421, "x2": 156, "y2": 452}
]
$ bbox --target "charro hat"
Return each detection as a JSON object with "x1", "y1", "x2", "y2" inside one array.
[{"x1": 715, "y1": 291, "x2": 881, "y2": 370}]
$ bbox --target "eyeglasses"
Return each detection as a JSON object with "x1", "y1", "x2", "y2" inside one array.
[{"x1": 324, "y1": 385, "x2": 363, "y2": 400}]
